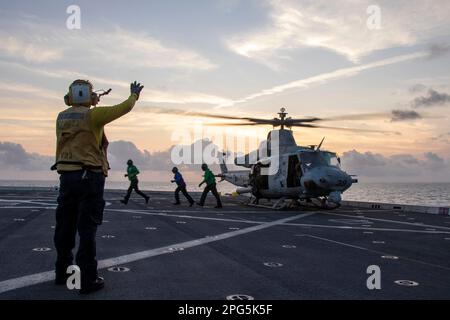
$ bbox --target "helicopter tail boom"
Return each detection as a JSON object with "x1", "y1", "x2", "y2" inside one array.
[{"x1": 217, "y1": 152, "x2": 250, "y2": 187}]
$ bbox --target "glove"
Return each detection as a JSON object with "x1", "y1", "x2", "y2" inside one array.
[{"x1": 130, "y1": 81, "x2": 144, "y2": 100}]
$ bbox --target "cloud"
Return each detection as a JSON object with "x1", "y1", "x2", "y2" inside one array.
[
  {"x1": 217, "y1": 51, "x2": 428, "y2": 108},
  {"x1": 0, "y1": 18, "x2": 215, "y2": 71},
  {"x1": 0, "y1": 81, "x2": 60, "y2": 101},
  {"x1": 431, "y1": 132, "x2": 450, "y2": 144},
  {"x1": 2, "y1": 141, "x2": 449, "y2": 183},
  {"x1": 107, "y1": 139, "x2": 222, "y2": 172},
  {"x1": 428, "y1": 44, "x2": 450, "y2": 59},
  {"x1": 341, "y1": 150, "x2": 450, "y2": 182},
  {"x1": 409, "y1": 84, "x2": 427, "y2": 93},
  {"x1": 0, "y1": 63, "x2": 231, "y2": 106},
  {"x1": 0, "y1": 60, "x2": 131, "y2": 89},
  {"x1": 0, "y1": 36, "x2": 63, "y2": 63},
  {"x1": 226, "y1": 0, "x2": 450, "y2": 65},
  {"x1": 108, "y1": 140, "x2": 170, "y2": 171},
  {"x1": 99, "y1": 28, "x2": 216, "y2": 70},
  {"x1": 214, "y1": 0, "x2": 241, "y2": 12},
  {"x1": 390, "y1": 110, "x2": 421, "y2": 121},
  {"x1": 0, "y1": 140, "x2": 221, "y2": 173},
  {"x1": 424, "y1": 151, "x2": 445, "y2": 164},
  {"x1": 0, "y1": 141, "x2": 52, "y2": 170},
  {"x1": 139, "y1": 91, "x2": 232, "y2": 105},
  {"x1": 412, "y1": 89, "x2": 450, "y2": 107}
]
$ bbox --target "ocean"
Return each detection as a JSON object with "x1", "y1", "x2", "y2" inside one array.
[{"x1": 0, "y1": 180, "x2": 449, "y2": 207}]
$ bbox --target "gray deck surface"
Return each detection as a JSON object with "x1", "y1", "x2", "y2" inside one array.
[{"x1": 1, "y1": 188, "x2": 449, "y2": 300}]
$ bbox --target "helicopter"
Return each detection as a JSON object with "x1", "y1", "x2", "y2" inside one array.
[
  {"x1": 212, "y1": 108, "x2": 363, "y2": 209},
  {"x1": 147, "y1": 106, "x2": 399, "y2": 209}
]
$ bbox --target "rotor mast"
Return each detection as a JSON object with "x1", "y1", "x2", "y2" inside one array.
[{"x1": 277, "y1": 107, "x2": 289, "y2": 130}]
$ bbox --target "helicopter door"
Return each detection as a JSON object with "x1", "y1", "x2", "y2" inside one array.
[{"x1": 287, "y1": 155, "x2": 301, "y2": 188}]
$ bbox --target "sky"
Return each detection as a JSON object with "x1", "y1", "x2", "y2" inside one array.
[{"x1": 0, "y1": 0, "x2": 450, "y2": 182}]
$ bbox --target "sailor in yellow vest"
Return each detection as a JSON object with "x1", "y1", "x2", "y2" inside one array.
[{"x1": 52, "y1": 79, "x2": 144, "y2": 294}]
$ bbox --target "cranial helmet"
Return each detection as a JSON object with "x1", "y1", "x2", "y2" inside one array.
[{"x1": 64, "y1": 80, "x2": 94, "y2": 107}]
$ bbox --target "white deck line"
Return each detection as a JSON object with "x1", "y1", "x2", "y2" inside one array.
[{"x1": 0, "y1": 212, "x2": 314, "y2": 294}]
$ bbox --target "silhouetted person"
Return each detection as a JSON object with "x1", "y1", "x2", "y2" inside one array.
[
  {"x1": 171, "y1": 167, "x2": 194, "y2": 206},
  {"x1": 53, "y1": 79, "x2": 144, "y2": 294},
  {"x1": 121, "y1": 159, "x2": 149, "y2": 205},
  {"x1": 251, "y1": 164, "x2": 262, "y2": 204},
  {"x1": 197, "y1": 164, "x2": 222, "y2": 208}
]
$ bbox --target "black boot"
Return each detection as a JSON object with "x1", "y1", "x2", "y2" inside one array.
[
  {"x1": 80, "y1": 277, "x2": 105, "y2": 294},
  {"x1": 120, "y1": 199, "x2": 128, "y2": 205},
  {"x1": 54, "y1": 272, "x2": 69, "y2": 286}
]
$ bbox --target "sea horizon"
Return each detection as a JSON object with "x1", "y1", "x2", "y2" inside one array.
[{"x1": 1, "y1": 179, "x2": 449, "y2": 207}]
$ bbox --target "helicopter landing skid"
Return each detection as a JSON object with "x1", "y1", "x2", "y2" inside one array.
[
  {"x1": 245, "y1": 197, "x2": 290, "y2": 210},
  {"x1": 309, "y1": 196, "x2": 341, "y2": 210},
  {"x1": 244, "y1": 195, "x2": 340, "y2": 211}
]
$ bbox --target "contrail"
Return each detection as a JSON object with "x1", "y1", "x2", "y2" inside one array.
[{"x1": 216, "y1": 51, "x2": 429, "y2": 108}]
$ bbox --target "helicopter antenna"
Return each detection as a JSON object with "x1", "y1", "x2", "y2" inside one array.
[{"x1": 317, "y1": 137, "x2": 325, "y2": 150}]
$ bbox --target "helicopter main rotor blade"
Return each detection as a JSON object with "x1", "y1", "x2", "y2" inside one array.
[
  {"x1": 289, "y1": 112, "x2": 392, "y2": 124},
  {"x1": 290, "y1": 123, "x2": 400, "y2": 134},
  {"x1": 144, "y1": 107, "x2": 399, "y2": 123},
  {"x1": 206, "y1": 121, "x2": 399, "y2": 134},
  {"x1": 141, "y1": 106, "x2": 272, "y2": 122},
  {"x1": 319, "y1": 113, "x2": 395, "y2": 121},
  {"x1": 141, "y1": 106, "x2": 416, "y2": 130},
  {"x1": 205, "y1": 122, "x2": 263, "y2": 126},
  {"x1": 143, "y1": 107, "x2": 388, "y2": 124}
]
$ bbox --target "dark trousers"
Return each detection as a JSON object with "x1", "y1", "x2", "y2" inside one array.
[
  {"x1": 54, "y1": 170, "x2": 105, "y2": 286},
  {"x1": 124, "y1": 178, "x2": 148, "y2": 203},
  {"x1": 175, "y1": 184, "x2": 194, "y2": 204},
  {"x1": 199, "y1": 183, "x2": 222, "y2": 207}
]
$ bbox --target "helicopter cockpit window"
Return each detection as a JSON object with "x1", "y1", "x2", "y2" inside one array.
[
  {"x1": 299, "y1": 152, "x2": 327, "y2": 171},
  {"x1": 323, "y1": 152, "x2": 340, "y2": 168}
]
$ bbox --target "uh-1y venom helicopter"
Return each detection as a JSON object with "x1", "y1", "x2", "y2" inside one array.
[
  {"x1": 149, "y1": 106, "x2": 396, "y2": 209},
  {"x1": 201, "y1": 107, "x2": 395, "y2": 209}
]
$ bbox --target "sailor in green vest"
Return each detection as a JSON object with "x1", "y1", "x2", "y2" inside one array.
[
  {"x1": 52, "y1": 79, "x2": 144, "y2": 294},
  {"x1": 197, "y1": 163, "x2": 222, "y2": 208},
  {"x1": 121, "y1": 159, "x2": 149, "y2": 204}
]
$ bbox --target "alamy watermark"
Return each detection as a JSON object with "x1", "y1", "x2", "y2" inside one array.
[
  {"x1": 66, "y1": 5, "x2": 81, "y2": 30},
  {"x1": 66, "y1": 265, "x2": 81, "y2": 290},
  {"x1": 170, "y1": 124, "x2": 280, "y2": 175},
  {"x1": 366, "y1": 265, "x2": 381, "y2": 290},
  {"x1": 367, "y1": 5, "x2": 381, "y2": 30}
]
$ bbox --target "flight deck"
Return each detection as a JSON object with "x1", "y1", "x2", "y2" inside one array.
[{"x1": 0, "y1": 188, "x2": 450, "y2": 300}]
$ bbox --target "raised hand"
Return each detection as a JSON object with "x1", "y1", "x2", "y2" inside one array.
[{"x1": 130, "y1": 81, "x2": 144, "y2": 100}]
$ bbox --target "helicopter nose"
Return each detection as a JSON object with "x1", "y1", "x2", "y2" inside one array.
[{"x1": 316, "y1": 168, "x2": 352, "y2": 191}]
